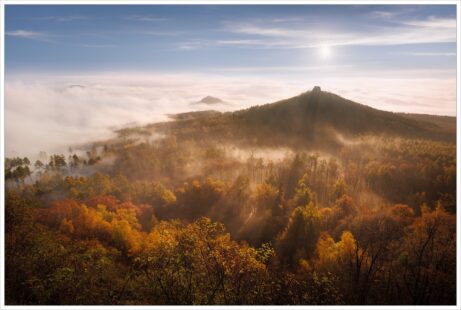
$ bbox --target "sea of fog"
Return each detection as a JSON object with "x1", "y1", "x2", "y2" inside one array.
[{"x1": 5, "y1": 72, "x2": 456, "y2": 159}]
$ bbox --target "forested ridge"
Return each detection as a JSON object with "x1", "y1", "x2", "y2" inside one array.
[
  {"x1": 148, "y1": 88, "x2": 456, "y2": 150},
  {"x1": 5, "y1": 89, "x2": 456, "y2": 305}
]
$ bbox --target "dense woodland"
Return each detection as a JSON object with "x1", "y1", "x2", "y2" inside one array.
[{"x1": 5, "y1": 89, "x2": 457, "y2": 305}]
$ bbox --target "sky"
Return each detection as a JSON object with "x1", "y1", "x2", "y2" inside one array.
[{"x1": 4, "y1": 4, "x2": 458, "y2": 157}]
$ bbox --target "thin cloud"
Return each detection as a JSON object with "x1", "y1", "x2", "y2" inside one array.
[
  {"x1": 402, "y1": 16, "x2": 456, "y2": 28},
  {"x1": 175, "y1": 41, "x2": 206, "y2": 50},
  {"x1": 393, "y1": 51, "x2": 456, "y2": 57},
  {"x1": 215, "y1": 39, "x2": 265, "y2": 45},
  {"x1": 209, "y1": 64, "x2": 356, "y2": 73},
  {"x1": 33, "y1": 15, "x2": 88, "y2": 22},
  {"x1": 81, "y1": 44, "x2": 119, "y2": 48},
  {"x1": 368, "y1": 7, "x2": 419, "y2": 20},
  {"x1": 143, "y1": 31, "x2": 185, "y2": 36},
  {"x1": 336, "y1": 26, "x2": 455, "y2": 46},
  {"x1": 368, "y1": 9, "x2": 455, "y2": 29},
  {"x1": 370, "y1": 10, "x2": 399, "y2": 19},
  {"x1": 57, "y1": 15, "x2": 88, "y2": 22},
  {"x1": 224, "y1": 22, "x2": 301, "y2": 38},
  {"x1": 270, "y1": 17, "x2": 305, "y2": 23},
  {"x1": 223, "y1": 15, "x2": 456, "y2": 49},
  {"x1": 5, "y1": 30, "x2": 51, "y2": 42},
  {"x1": 125, "y1": 15, "x2": 169, "y2": 22}
]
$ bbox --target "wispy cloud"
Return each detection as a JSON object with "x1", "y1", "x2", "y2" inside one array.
[
  {"x1": 143, "y1": 30, "x2": 185, "y2": 36},
  {"x1": 402, "y1": 16, "x2": 456, "y2": 28},
  {"x1": 58, "y1": 15, "x2": 88, "y2": 22},
  {"x1": 33, "y1": 15, "x2": 88, "y2": 22},
  {"x1": 125, "y1": 15, "x2": 168, "y2": 22},
  {"x1": 81, "y1": 44, "x2": 119, "y2": 48},
  {"x1": 222, "y1": 15, "x2": 456, "y2": 49},
  {"x1": 392, "y1": 51, "x2": 456, "y2": 57},
  {"x1": 176, "y1": 41, "x2": 205, "y2": 50},
  {"x1": 370, "y1": 10, "x2": 399, "y2": 19},
  {"x1": 209, "y1": 64, "x2": 356, "y2": 73},
  {"x1": 215, "y1": 39, "x2": 265, "y2": 46},
  {"x1": 223, "y1": 22, "x2": 303, "y2": 38},
  {"x1": 270, "y1": 17, "x2": 304, "y2": 23},
  {"x1": 6, "y1": 30, "x2": 51, "y2": 42}
]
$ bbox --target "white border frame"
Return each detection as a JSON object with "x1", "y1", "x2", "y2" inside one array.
[{"x1": 0, "y1": 0, "x2": 459, "y2": 309}]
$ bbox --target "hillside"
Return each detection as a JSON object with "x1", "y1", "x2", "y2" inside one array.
[
  {"x1": 397, "y1": 112, "x2": 456, "y2": 134},
  {"x1": 149, "y1": 87, "x2": 455, "y2": 150},
  {"x1": 167, "y1": 110, "x2": 221, "y2": 121}
]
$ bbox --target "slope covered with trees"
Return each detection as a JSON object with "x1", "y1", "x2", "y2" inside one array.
[{"x1": 150, "y1": 87, "x2": 455, "y2": 150}]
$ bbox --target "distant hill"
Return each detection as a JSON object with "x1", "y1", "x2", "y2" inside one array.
[
  {"x1": 192, "y1": 96, "x2": 225, "y2": 105},
  {"x1": 148, "y1": 87, "x2": 456, "y2": 150}
]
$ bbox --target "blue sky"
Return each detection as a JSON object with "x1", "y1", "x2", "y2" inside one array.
[{"x1": 5, "y1": 5, "x2": 457, "y2": 75}]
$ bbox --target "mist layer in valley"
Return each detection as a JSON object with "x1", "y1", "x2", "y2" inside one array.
[{"x1": 5, "y1": 72, "x2": 456, "y2": 159}]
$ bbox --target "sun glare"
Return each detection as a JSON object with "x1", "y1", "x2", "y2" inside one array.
[{"x1": 319, "y1": 45, "x2": 332, "y2": 58}]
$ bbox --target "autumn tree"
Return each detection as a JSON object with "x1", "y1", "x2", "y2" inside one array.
[
  {"x1": 239, "y1": 183, "x2": 286, "y2": 245},
  {"x1": 276, "y1": 203, "x2": 322, "y2": 266},
  {"x1": 134, "y1": 217, "x2": 268, "y2": 304},
  {"x1": 395, "y1": 206, "x2": 456, "y2": 304}
]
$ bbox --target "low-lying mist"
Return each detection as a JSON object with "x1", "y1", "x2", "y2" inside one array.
[{"x1": 5, "y1": 72, "x2": 456, "y2": 158}]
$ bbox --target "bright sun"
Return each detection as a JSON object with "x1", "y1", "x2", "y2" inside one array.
[{"x1": 319, "y1": 45, "x2": 332, "y2": 58}]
